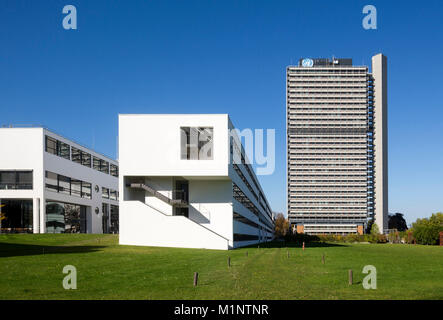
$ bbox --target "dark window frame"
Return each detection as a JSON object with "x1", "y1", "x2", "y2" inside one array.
[{"x1": 0, "y1": 170, "x2": 33, "y2": 190}]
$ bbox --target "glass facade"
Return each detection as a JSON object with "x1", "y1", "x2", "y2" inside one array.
[
  {"x1": 45, "y1": 135, "x2": 118, "y2": 177},
  {"x1": 71, "y1": 147, "x2": 92, "y2": 168},
  {"x1": 102, "y1": 187, "x2": 118, "y2": 201},
  {"x1": 0, "y1": 171, "x2": 33, "y2": 190},
  {"x1": 93, "y1": 157, "x2": 109, "y2": 174},
  {"x1": 110, "y1": 164, "x2": 118, "y2": 177},
  {"x1": 102, "y1": 203, "x2": 109, "y2": 233},
  {"x1": 45, "y1": 136, "x2": 70, "y2": 160},
  {"x1": 45, "y1": 171, "x2": 92, "y2": 199},
  {"x1": 46, "y1": 201, "x2": 87, "y2": 233},
  {"x1": 102, "y1": 203, "x2": 119, "y2": 234},
  {"x1": 0, "y1": 199, "x2": 33, "y2": 233},
  {"x1": 102, "y1": 187, "x2": 109, "y2": 199},
  {"x1": 110, "y1": 205, "x2": 119, "y2": 234},
  {"x1": 110, "y1": 190, "x2": 118, "y2": 201}
]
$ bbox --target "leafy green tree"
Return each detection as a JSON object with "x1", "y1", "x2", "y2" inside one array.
[
  {"x1": 412, "y1": 212, "x2": 443, "y2": 245},
  {"x1": 388, "y1": 213, "x2": 408, "y2": 231},
  {"x1": 370, "y1": 223, "x2": 380, "y2": 235}
]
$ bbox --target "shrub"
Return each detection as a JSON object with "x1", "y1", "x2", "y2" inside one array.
[{"x1": 285, "y1": 232, "x2": 387, "y2": 244}]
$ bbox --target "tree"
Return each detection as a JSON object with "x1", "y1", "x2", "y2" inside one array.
[
  {"x1": 388, "y1": 213, "x2": 408, "y2": 231},
  {"x1": 274, "y1": 213, "x2": 290, "y2": 238},
  {"x1": 370, "y1": 223, "x2": 380, "y2": 235},
  {"x1": 412, "y1": 212, "x2": 443, "y2": 245}
]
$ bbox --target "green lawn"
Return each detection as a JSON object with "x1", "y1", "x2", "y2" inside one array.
[{"x1": 0, "y1": 234, "x2": 442, "y2": 300}]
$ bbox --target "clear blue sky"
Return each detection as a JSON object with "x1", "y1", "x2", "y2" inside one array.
[{"x1": 1, "y1": 0, "x2": 442, "y2": 225}]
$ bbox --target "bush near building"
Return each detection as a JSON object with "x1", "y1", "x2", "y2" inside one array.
[{"x1": 284, "y1": 232, "x2": 387, "y2": 244}]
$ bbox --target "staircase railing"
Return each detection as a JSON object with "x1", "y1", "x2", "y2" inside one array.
[{"x1": 128, "y1": 183, "x2": 188, "y2": 207}]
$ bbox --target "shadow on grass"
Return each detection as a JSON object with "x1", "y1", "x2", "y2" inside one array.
[
  {"x1": 242, "y1": 241, "x2": 349, "y2": 249},
  {"x1": 0, "y1": 242, "x2": 106, "y2": 258}
]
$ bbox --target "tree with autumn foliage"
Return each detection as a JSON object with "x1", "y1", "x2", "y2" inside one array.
[{"x1": 274, "y1": 213, "x2": 290, "y2": 238}]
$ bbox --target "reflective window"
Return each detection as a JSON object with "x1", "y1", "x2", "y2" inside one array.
[
  {"x1": 45, "y1": 135, "x2": 70, "y2": 160},
  {"x1": 58, "y1": 175, "x2": 71, "y2": 195},
  {"x1": 45, "y1": 171, "x2": 58, "y2": 192},
  {"x1": 71, "y1": 147, "x2": 82, "y2": 165},
  {"x1": 46, "y1": 201, "x2": 87, "y2": 233},
  {"x1": 93, "y1": 156, "x2": 109, "y2": 174},
  {"x1": 110, "y1": 164, "x2": 119, "y2": 177},
  {"x1": 93, "y1": 157, "x2": 100, "y2": 171},
  {"x1": 110, "y1": 205, "x2": 119, "y2": 234},
  {"x1": 110, "y1": 190, "x2": 118, "y2": 201},
  {"x1": 45, "y1": 171, "x2": 91, "y2": 199},
  {"x1": 100, "y1": 160, "x2": 109, "y2": 174},
  {"x1": 59, "y1": 141, "x2": 70, "y2": 160},
  {"x1": 102, "y1": 203, "x2": 109, "y2": 234},
  {"x1": 45, "y1": 136, "x2": 57, "y2": 155},
  {"x1": 102, "y1": 187, "x2": 109, "y2": 199},
  {"x1": 0, "y1": 171, "x2": 33, "y2": 190},
  {"x1": 180, "y1": 127, "x2": 213, "y2": 160},
  {"x1": 71, "y1": 179, "x2": 82, "y2": 198},
  {"x1": 0, "y1": 199, "x2": 33, "y2": 233},
  {"x1": 82, "y1": 151, "x2": 91, "y2": 167},
  {"x1": 82, "y1": 182, "x2": 92, "y2": 199},
  {"x1": 72, "y1": 146, "x2": 92, "y2": 168}
]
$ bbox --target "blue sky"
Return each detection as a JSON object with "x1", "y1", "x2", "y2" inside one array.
[{"x1": 1, "y1": 0, "x2": 442, "y2": 225}]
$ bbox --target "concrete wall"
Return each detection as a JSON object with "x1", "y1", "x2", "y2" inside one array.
[
  {"x1": 118, "y1": 114, "x2": 230, "y2": 177},
  {"x1": 372, "y1": 53, "x2": 389, "y2": 233},
  {"x1": 188, "y1": 179, "x2": 233, "y2": 246},
  {"x1": 0, "y1": 128, "x2": 45, "y2": 233},
  {"x1": 119, "y1": 201, "x2": 229, "y2": 250}
]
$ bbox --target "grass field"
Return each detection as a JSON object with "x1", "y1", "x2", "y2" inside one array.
[{"x1": 0, "y1": 234, "x2": 442, "y2": 300}]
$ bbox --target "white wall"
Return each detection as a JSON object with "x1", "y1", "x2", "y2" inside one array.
[
  {"x1": 0, "y1": 128, "x2": 45, "y2": 233},
  {"x1": 188, "y1": 179, "x2": 233, "y2": 246},
  {"x1": 120, "y1": 201, "x2": 229, "y2": 250},
  {"x1": 119, "y1": 114, "x2": 230, "y2": 177}
]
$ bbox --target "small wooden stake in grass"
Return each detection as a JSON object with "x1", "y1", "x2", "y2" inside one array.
[
  {"x1": 228, "y1": 256, "x2": 231, "y2": 268},
  {"x1": 348, "y1": 270, "x2": 353, "y2": 285},
  {"x1": 246, "y1": 251, "x2": 248, "y2": 257},
  {"x1": 193, "y1": 272, "x2": 198, "y2": 287},
  {"x1": 322, "y1": 254, "x2": 325, "y2": 264}
]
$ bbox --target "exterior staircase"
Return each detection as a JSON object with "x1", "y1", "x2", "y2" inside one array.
[{"x1": 128, "y1": 183, "x2": 188, "y2": 207}]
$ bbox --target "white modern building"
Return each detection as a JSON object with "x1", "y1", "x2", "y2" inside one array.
[
  {"x1": 286, "y1": 54, "x2": 388, "y2": 235},
  {"x1": 119, "y1": 114, "x2": 274, "y2": 250},
  {"x1": 0, "y1": 126, "x2": 119, "y2": 234}
]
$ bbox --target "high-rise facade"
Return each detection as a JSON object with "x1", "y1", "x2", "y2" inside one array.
[{"x1": 286, "y1": 54, "x2": 388, "y2": 235}]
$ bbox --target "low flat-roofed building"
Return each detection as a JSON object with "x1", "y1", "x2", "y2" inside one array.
[
  {"x1": 119, "y1": 114, "x2": 274, "y2": 250},
  {"x1": 0, "y1": 126, "x2": 119, "y2": 234}
]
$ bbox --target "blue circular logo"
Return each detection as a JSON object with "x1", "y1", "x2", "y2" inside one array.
[{"x1": 302, "y1": 58, "x2": 314, "y2": 67}]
